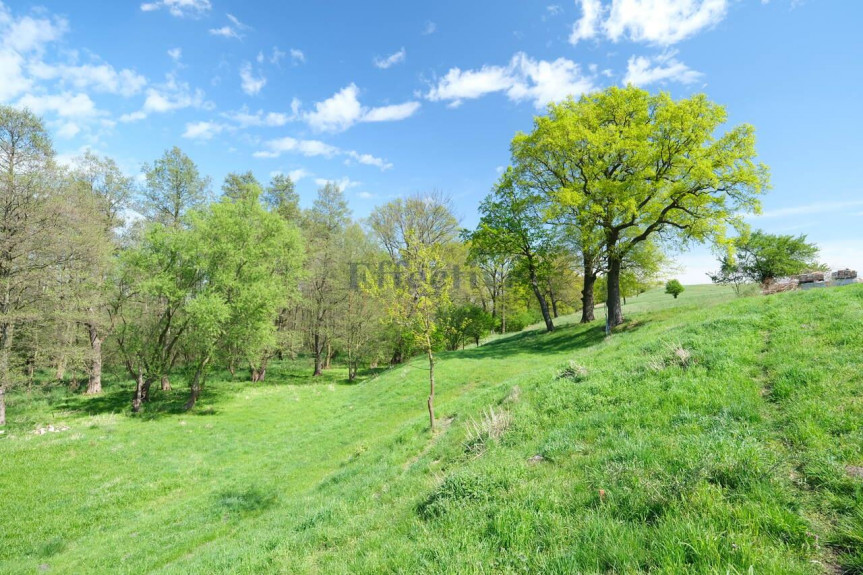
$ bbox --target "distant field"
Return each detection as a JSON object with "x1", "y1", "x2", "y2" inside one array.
[{"x1": 1, "y1": 285, "x2": 862, "y2": 574}]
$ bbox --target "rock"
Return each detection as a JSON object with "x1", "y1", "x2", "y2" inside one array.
[
  {"x1": 528, "y1": 454, "x2": 545, "y2": 464},
  {"x1": 846, "y1": 465, "x2": 863, "y2": 479}
]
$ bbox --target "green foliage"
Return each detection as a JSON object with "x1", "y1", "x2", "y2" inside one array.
[
  {"x1": 509, "y1": 85, "x2": 769, "y2": 324},
  {"x1": 665, "y1": 279, "x2": 685, "y2": 299},
  {"x1": 439, "y1": 304, "x2": 496, "y2": 350},
  {"x1": 141, "y1": 146, "x2": 211, "y2": 227},
  {"x1": 722, "y1": 230, "x2": 822, "y2": 285}
]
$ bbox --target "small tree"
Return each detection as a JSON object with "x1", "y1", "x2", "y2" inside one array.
[
  {"x1": 707, "y1": 255, "x2": 749, "y2": 295},
  {"x1": 665, "y1": 279, "x2": 684, "y2": 299},
  {"x1": 373, "y1": 231, "x2": 451, "y2": 431},
  {"x1": 735, "y1": 230, "x2": 821, "y2": 286}
]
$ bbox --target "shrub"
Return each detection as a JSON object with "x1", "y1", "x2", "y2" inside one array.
[{"x1": 665, "y1": 279, "x2": 684, "y2": 299}]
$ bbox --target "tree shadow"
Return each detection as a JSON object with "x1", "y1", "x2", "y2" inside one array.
[{"x1": 455, "y1": 317, "x2": 652, "y2": 360}]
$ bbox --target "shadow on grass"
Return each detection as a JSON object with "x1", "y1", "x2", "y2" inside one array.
[{"x1": 455, "y1": 317, "x2": 652, "y2": 360}]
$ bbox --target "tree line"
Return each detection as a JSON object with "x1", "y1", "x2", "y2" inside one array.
[{"x1": 0, "y1": 85, "x2": 773, "y2": 427}]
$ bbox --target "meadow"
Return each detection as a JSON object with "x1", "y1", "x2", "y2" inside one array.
[{"x1": 1, "y1": 284, "x2": 861, "y2": 574}]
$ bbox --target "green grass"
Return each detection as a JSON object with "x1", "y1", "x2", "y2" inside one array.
[{"x1": 1, "y1": 284, "x2": 861, "y2": 574}]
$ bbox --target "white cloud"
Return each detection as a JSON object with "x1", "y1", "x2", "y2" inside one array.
[
  {"x1": 304, "y1": 83, "x2": 420, "y2": 132},
  {"x1": 569, "y1": 0, "x2": 603, "y2": 44},
  {"x1": 422, "y1": 21, "x2": 437, "y2": 35},
  {"x1": 222, "y1": 107, "x2": 291, "y2": 128},
  {"x1": 168, "y1": 47, "x2": 182, "y2": 61},
  {"x1": 16, "y1": 92, "x2": 101, "y2": 119},
  {"x1": 572, "y1": 0, "x2": 728, "y2": 46},
  {"x1": 314, "y1": 177, "x2": 360, "y2": 190},
  {"x1": 755, "y1": 200, "x2": 863, "y2": 219},
  {"x1": 287, "y1": 168, "x2": 310, "y2": 182},
  {"x1": 357, "y1": 101, "x2": 420, "y2": 123},
  {"x1": 345, "y1": 150, "x2": 393, "y2": 170},
  {"x1": 140, "y1": 0, "x2": 211, "y2": 18},
  {"x1": 622, "y1": 51, "x2": 702, "y2": 86},
  {"x1": 357, "y1": 191, "x2": 375, "y2": 199},
  {"x1": 182, "y1": 120, "x2": 225, "y2": 140},
  {"x1": 209, "y1": 25, "x2": 241, "y2": 39},
  {"x1": 120, "y1": 75, "x2": 210, "y2": 122},
  {"x1": 254, "y1": 137, "x2": 340, "y2": 159},
  {"x1": 547, "y1": 5, "x2": 564, "y2": 17},
  {"x1": 374, "y1": 47, "x2": 406, "y2": 69},
  {"x1": 0, "y1": 50, "x2": 30, "y2": 101},
  {"x1": 290, "y1": 49, "x2": 305, "y2": 64},
  {"x1": 209, "y1": 13, "x2": 249, "y2": 40},
  {"x1": 606, "y1": 0, "x2": 727, "y2": 44},
  {"x1": 239, "y1": 62, "x2": 266, "y2": 95},
  {"x1": 29, "y1": 61, "x2": 147, "y2": 97},
  {"x1": 255, "y1": 137, "x2": 392, "y2": 171},
  {"x1": 426, "y1": 52, "x2": 596, "y2": 109}
]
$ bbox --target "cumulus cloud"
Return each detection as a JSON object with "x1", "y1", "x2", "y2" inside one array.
[
  {"x1": 426, "y1": 52, "x2": 596, "y2": 109},
  {"x1": 290, "y1": 49, "x2": 305, "y2": 65},
  {"x1": 569, "y1": 0, "x2": 728, "y2": 46},
  {"x1": 140, "y1": 0, "x2": 211, "y2": 18},
  {"x1": 374, "y1": 47, "x2": 406, "y2": 69},
  {"x1": 254, "y1": 137, "x2": 340, "y2": 159},
  {"x1": 569, "y1": 0, "x2": 604, "y2": 44},
  {"x1": 29, "y1": 61, "x2": 147, "y2": 97},
  {"x1": 304, "y1": 84, "x2": 420, "y2": 132},
  {"x1": 182, "y1": 120, "x2": 225, "y2": 140},
  {"x1": 622, "y1": 51, "x2": 702, "y2": 86},
  {"x1": 120, "y1": 74, "x2": 210, "y2": 122},
  {"x1": 254, "y1": 136, "x2": 392, "y2": 171},
  {"x1": 222, "y1": 107, "x2": 292, "y2": 128},
  {"x1": 239, "y1": 62, "x2": 266, "y2": 95}
]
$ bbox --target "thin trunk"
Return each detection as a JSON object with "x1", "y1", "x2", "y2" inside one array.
[
  {"x1": 160, "y1": 375, "x2": 171, "y2": 391},
  {"x1": 581, "y1": 266, "x2": 597, "y2": 324},
  {"x1": 313, "y1": 333, "x2": 323, "y2": 376},
  {"x1": 427, "y1": 346, "x2": 435, "y2": 431},
  {"x1": 184, "y1": 357, "x2": 209, "y2": 410},
  {"x1": 132, "y1": 367, "x2": 148, "y2": 413},
  {"x1": 607, "y1": 256, "x2": 624, "y2": 328},
  {"x1": 86, "y1": 324, "x2": 103, "y2": 395},
  {"x1": 548, "y1": 281, "x2": 559, "y2": 318},
  {"x1": 0, "y1": 321, "x2": 13, "y2": 426},
  {"x1": 527, "y1": 258, "x2": 554, "y2": 332},
  {"x1": 324, "y1": 341, "x2": 332, "y2": 370}
]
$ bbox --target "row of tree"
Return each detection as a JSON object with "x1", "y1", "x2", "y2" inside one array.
[
  {"x1": 0, "y1": 85, "x2": 780, "y2": 427},
  {"x1": 0, "y1": 105, "x2": 585, "y2": 425}
]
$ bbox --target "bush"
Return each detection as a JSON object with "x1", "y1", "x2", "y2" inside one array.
[{"x1": 505, "y1": 310, "x2": 541, "y2": 332}]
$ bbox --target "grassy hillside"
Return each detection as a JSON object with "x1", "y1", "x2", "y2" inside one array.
[{"x1": 1, "y1": 284, "x2": 861, "y2": 574}]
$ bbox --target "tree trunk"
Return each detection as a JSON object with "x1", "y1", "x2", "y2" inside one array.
[
  {"x1": 527, "y1": 263, "x2": 554, "y2": 332},
  {"x1": 132, "y1": 368, "x2": 150, "y2": 413},
  {"x1": 427, "y1": 347, "x2": 435, "y2": 431},
  {"x1": 606, "y1": 256, "x2": 624, "y2": 328},
  {"x1": 324, "y1": 341, "x2": 332, "y2": 370},
  {"x1": 313, "y1": 333, "x2": 323, "y2": 376},
  {"x1": 548, "y1": 280, "x2": 559, "y2": 318},
  {"x1": 54, "y1": 356, "x2": 66, "y2": 382},
  {"x1": 581, "y1": 269, "x2": 597, "y2": 323},
  {"x1": 86, "y1": 324, "x2": 103, "y2": 395},
  {"x1": 0, "y1": 321, "x2": 13, "y2": 426},
  {"x1": 184, "y1": 357, "x2": 209, "y2": 410},
  {"x1": 160, "y1": 375, "x2": 171, "y2": 391},
  {"x1": 258, "y1": 357, "x2": 268, "y2": 382}
]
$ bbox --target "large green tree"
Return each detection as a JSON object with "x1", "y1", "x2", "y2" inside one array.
[
  {"x1": 468, "y1": 171, "x2": 558, "y2": 332},
  {"x1": 510, "y1": 86, "x2": 769, "y2": 327}
]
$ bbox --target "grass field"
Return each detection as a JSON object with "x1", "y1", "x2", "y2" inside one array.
[{"x1": 1, "y1": 284, "x2": 862, "y2": 574}]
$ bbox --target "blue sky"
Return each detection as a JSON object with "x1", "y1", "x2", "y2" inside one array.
[{"x1": 1, "y1": 0, "x2": 861, "y2": 282}]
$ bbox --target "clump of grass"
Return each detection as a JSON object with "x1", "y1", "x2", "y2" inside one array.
[
  {"x1": 556, "y1": 360, "x2": 588, "y2": 381},
  {"x1": 465, "y1": 406, "x2": 512, "y2": 454},
  {"x1": 647, "y1": 341, "x2": 694, "y2": 371}
]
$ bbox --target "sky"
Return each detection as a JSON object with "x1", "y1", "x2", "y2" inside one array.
[{"x1": 1, "y1": 0, "x2": 861, "y2": 283}]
